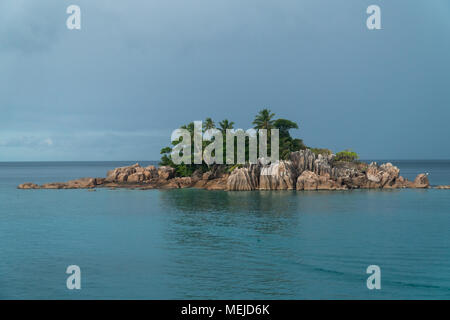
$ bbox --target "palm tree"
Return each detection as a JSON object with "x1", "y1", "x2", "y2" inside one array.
[
  {"x1": 252, "y1": 109, "x2": 275, "y2": 130},
  {"x1": 218, "y1": 119, "x2": 234, "y2": 133},
  {"x1": 180, "y1": 122, "x2": 195, "y2": 134},
  {"x1": 203, "y1": 118, "x2": 215, "y2": 132}
]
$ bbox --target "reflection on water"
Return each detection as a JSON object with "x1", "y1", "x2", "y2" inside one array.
[
  {"x1": 160, "y1": 189, "x2": 297, "y2": 213},
  {"x1": 158, "y1": 189, "x2": 306, "y2": 298},
  {"x1": 154, "y1": 188, "x2": 450, "y2": 299},
  {"x1": 2, "y1": 160, "x2": 450, "y2": 299},
  {"x1": 160, "y1": 189, "x2": 299, "y2": 231}
]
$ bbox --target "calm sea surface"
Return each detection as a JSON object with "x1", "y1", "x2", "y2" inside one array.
[{"x1": 0, "y1": 161, "x2": 449, "y2": 299}]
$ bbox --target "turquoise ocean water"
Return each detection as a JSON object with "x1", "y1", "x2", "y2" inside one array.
[{"x1": 0, "y1": 161, "x2": 449, "y2": 299}]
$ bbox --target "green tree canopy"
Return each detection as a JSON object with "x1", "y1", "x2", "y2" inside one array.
[
  {"x1": 159, "y1": 110, "x2": 318, "y2": 174},
  {"x1": 180, "y1": 122, "x2": 195, "y2": 134},
  {"x1": 218, "y1": 119, "x2": 234, "y2": 132},
  {"x1": 252, "y1": 108, "x2": 275, "y2": 130},
  {"x1": 334, "y1": 149, "x2": 359, "y2": 162},
  {"x1": 203, "y1": 118, "x2": 215, "y2": 131},
  {"x1": 273, "y1": 119, "x2": 299, "y2": 138}
]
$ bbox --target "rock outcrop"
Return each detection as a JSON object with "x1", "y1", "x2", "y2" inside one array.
[
  {"x1": 259, "y1": 161, "x2": 296, "y2": 190},
  {"x1": 17, "y1": 151, "x2": 434, "y2": 191},
  {"x1": 18, "y1": 183, "x2": 40, "y2": 189},
  {"x1": 105, "y1": 164, "x2": 161, "y2": 183},
  {"x1": 296, "y1": 171, "x2": 346, "y2": 191},
  {"x1": 24, "y1": 177, "x2": 103, "y2": 190},
  {"x1": 157, "y1": 166, "x2": 175, "y2": 180},
  {"x1": 366, "y1": 162, "x2": 400, "y2": 187},
  {"x1": 412, "y1": 173, "x2": 429, "y2": 189},
  {"x1": 290, "y1": 149, "x2": 326, "y2": 174},
  {"x1": 225, "y1": 150, "x2": 430, "y2": 191},
  {"x1": 296, "y1": 171, "x2": 319, "y2": 190},
  {"x1": 226, "y1": 166, "x2": 259, "y2": 191}
]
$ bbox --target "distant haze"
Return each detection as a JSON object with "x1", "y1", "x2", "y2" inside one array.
[{"x1": 1, "y1": 0, "x2": 450, "y2": 161}]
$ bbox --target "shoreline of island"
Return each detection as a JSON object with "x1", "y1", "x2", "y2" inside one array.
[{"x1": 17, "y1": 149, "x2": 450, "y2": 191}]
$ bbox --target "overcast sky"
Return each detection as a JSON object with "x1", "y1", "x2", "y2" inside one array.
[{"x1": 1, "y1": 0, "x2": 450, "y2": 161}]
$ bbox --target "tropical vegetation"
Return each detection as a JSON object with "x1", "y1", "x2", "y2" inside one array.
[{"x1": 160, "y1": 109, "x2": 359, "y2": 176}]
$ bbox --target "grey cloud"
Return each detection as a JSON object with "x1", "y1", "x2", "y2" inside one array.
[
  {"x1": 1, "y1": 1, "x2": 450, "y2": 160},
  {"x1": 0, "y1": 136, "x2": 53, "y2": 148},
  {"x1": 0, "y1": 1, "x2": 66, "y2": 53}
]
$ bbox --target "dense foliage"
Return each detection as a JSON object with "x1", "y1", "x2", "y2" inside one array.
[
  {"x1": 334, "y1": 149, "x2": 360, "y2": 162},
  {"x1": 309, "y1": 148, "x2": 332, "y2": 156},
  {"x1": 160, "y1": 109, "x2": 359, "y2": 176}
]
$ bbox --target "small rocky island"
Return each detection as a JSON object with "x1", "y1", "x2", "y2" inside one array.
[
  {"x1": 17, "y1": 109, "x2": 450, "y2": 191},
  {"x1": 18, "y1": 150, "x2": 439, "y2": 191}
]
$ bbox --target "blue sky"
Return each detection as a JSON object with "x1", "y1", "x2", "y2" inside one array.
[{"x1": 1, "y1": 0, "x2": 449, "y2": 161}]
